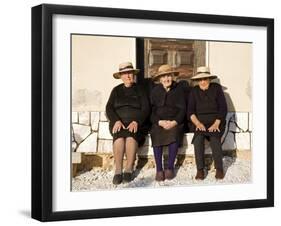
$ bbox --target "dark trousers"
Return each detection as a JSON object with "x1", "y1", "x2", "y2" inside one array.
[{"x1": 193, "y1": 134, "x2": 223, "y2": 171}]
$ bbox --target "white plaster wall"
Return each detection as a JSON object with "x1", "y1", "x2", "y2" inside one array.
[
  {"x1": 208, "y1": 42, "x2": 252, "y2": 112},
  {"x1": 72, "y1": 35, "x2": 136, "y2": 112}
]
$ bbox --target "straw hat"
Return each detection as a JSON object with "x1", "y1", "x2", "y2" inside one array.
[
  {"x1": 190, "y1": 66, "x2": 217, "y2": 80},
  {"x1": 151, "y1": 64, "x2": 179, "y2": 81},
  {"x1": 113, "y1": 62, "x2": 140, "y2": 79}
]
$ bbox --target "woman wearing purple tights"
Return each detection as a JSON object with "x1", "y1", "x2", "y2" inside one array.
[{"x1": 150, "y1": 65, "x2": 186, "y2": 181}]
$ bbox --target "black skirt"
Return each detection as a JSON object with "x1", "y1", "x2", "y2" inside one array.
[
  {"x1": 109, "y1": 121, "x2": 147, "y2": 147},
  {"x1": 150, "y1": 123, "x2": 184, "y2": 147},
  {"x1": 191, "y1": 118, "x2": 226, "y2": 144}
]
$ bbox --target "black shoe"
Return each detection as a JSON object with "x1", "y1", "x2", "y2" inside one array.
[
  {"x1": 164, "y1": 169, "x2": 175, "y2": 180},
  {"x1": 155, "y1": 171, "x2": 165, "y2": 181},
  {"x1": 215, "y1": 169, "x2": 224, "y2": 180},
  {"x1": 123, "y1": 172, "x2": 133, "y2": 183},
  {"x1": 112, "y1": 174, "x2": 123, "y2": 185},
  {"x1": 195, "y1": 169, "x2": 205, "y2": 180}
]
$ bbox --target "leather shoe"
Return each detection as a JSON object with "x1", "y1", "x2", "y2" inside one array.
[
  {"x1": 123, "y1": 172, "x2": 133, "y2": 183},
  {"x1": 195, "y1": 169, "x2": 204, "y2": 180},
  {"x1": 215, "y1": 169, "x2": 224, "y2": 179},
  {"x1": 112, "y1": 174, "x2": 123, "y2": 185},
  {"x1": 155, "y1": 171, "x2": 165, "y2": 181},
  {"x1": 164, "y1": 169, "x2": 175, "y2": 180}
]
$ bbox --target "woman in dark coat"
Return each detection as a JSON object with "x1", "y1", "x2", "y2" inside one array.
[
  {"x1": 188, "y1": 66, "x2": 228, "y2": 180},
  {"x1": 150, "y1": 65, "x2": 186, "y2": 181},
  {"x1": 106, "y1": 62, "x2": 150, "y2": 185}
]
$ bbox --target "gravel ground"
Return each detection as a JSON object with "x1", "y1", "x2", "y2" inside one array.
[{"x1": 72, "y1": 156, "x2": 251, "y2": 191}]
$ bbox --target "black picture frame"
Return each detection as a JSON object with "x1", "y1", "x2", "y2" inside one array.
[{"x1": 31, "y1": 3, "x2": 274, "y2": 222}]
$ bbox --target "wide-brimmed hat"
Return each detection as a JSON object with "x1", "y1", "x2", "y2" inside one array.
[
  {"x1": 190, "y1": 66, "x2": 217, "y2": 80},
  {"x1": 113, "y1": 62, "x2": 140, "y2": 79},
  {"x1": 151, "y1": 64, "x2": 179, "y2": 81}
]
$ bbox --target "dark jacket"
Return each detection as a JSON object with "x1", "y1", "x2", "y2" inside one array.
[
  {"x1": 150, "y1": 82, "x2": 186, "y2": 125},
  {"x1": 150, "y1": 82, "x2": 186, "y2": 146},
  {"x1": 187, "y1": 82, "x2": 228, "y2": 138},
  {"x1": 106, "y1": 83, "x2": 150, "y2": 145}
]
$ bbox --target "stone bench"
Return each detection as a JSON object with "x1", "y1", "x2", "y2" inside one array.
[
  {"x1": 72, "y1": 131, "x2": 251, "y2": 163},
  {"x1": 72, "y1": 111, "x2": 252, "y2": 175}
]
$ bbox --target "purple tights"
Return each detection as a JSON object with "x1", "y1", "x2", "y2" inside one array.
[{"x1": 153, "y1": 142, "x2": 179, "y2": 172}]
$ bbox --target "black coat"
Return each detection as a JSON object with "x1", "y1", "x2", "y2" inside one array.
[
  {"x1": 150, "y1": 82, "x2": 186, "y2": 147},
  {"x1": 106, "y1": 83, "x2": 150, "y2": 145},
  {"x1": 187, "y1": 82, "x2": 228, "y2": 141}
]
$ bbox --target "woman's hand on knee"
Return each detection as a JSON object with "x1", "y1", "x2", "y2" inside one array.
[
  {"x1": 195, "y1": 122, "x2": 206, "y2": 131},
  {"x1": 127, "y1": 121, "x2": 138, "y2": 133},
  {"x1": 112, "y1": 120, "x2": 125, "y2": 134},
  {"x1": 208, "y1": 120, "x2": 221, "y2": 132},
  {"x1": 208, "y1": 124, "x2": 220, "y2": 132}
]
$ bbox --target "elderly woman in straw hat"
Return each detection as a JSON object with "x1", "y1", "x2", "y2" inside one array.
[
  {"x1": 150, "y1": 64, "x2": 186, "y2": 181},
  {"x1": 106, "y1": 62, "x2": 150, "y2": 185},
  {"x1": 188, "y1": 66, "x2": 228, "y2": 180}
]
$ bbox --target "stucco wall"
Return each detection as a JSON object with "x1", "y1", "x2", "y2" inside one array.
[
  {"x1": 72, "y1": 35, "x2": 136, "y2": 112},
  {"x1": 208, "y1": 42, "x2": 252, "y2": 112}
]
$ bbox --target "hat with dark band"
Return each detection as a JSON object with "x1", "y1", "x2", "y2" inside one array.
[
  {"x1": 191, "y1": 66, "x2": 217, "y2": 80},
  {"x1": 151, "y1": 64, "x2": 179, "y2": 81},
  {"x1": 113, "y1": 62, "x2": 140, "y2": 79}
]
